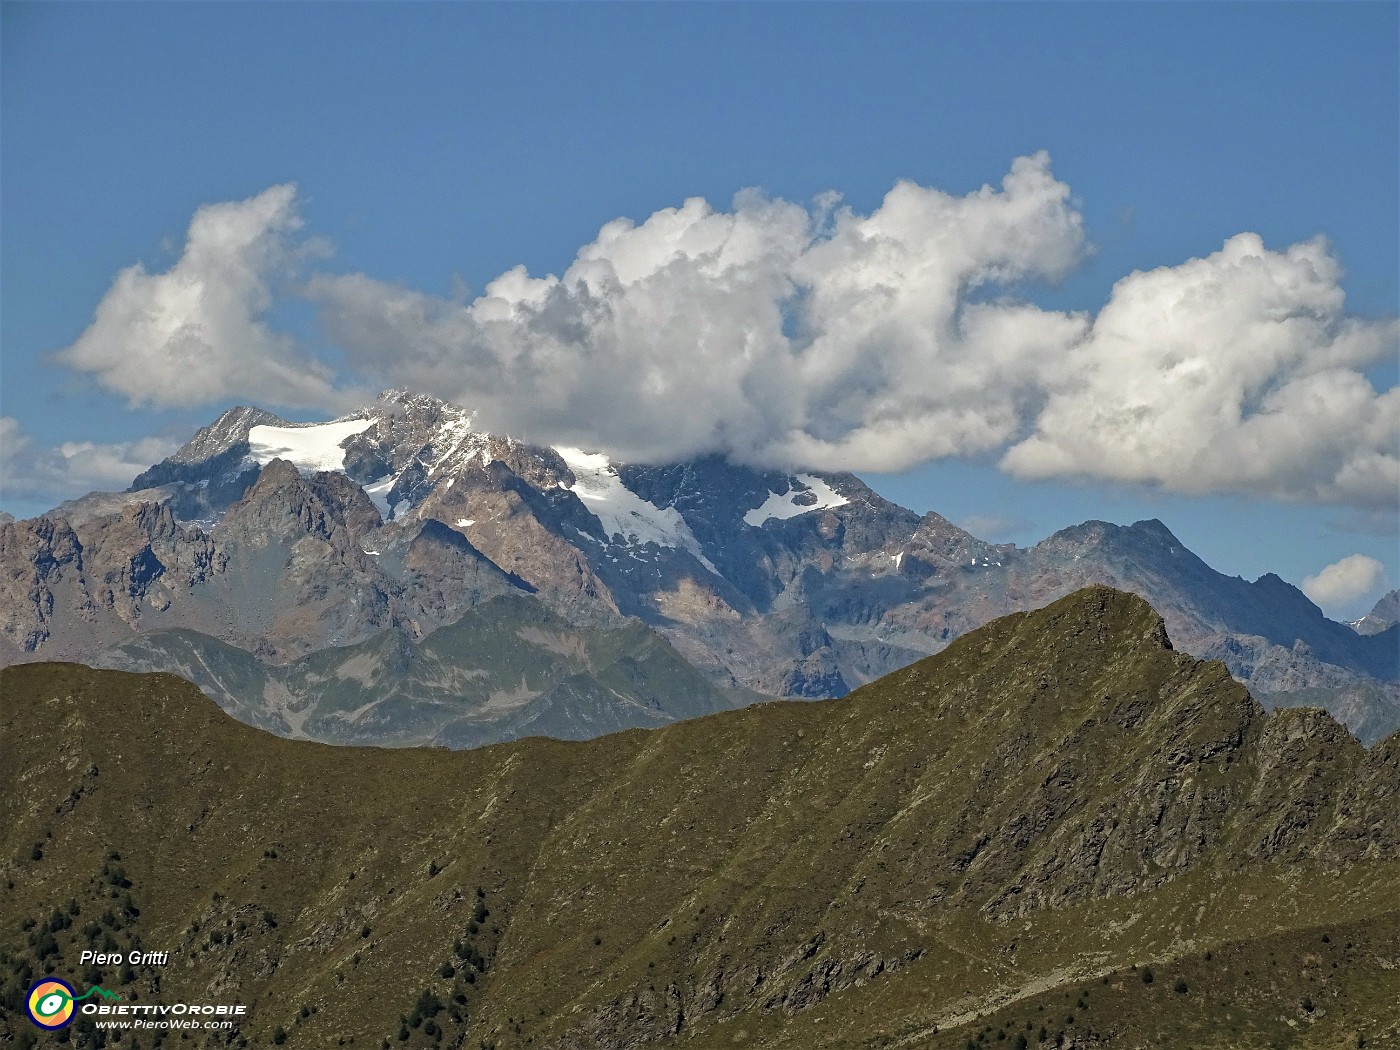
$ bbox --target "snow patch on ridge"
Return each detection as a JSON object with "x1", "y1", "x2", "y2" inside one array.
[
  {"x1": 363, "y1": 475, "x2": 397, "y2": 519},
  {"x1": 555, "y1": 447, "x2": 719, "y2": 574},
  {"x1": 428, "y1": 415, "x2": 483, "y2": 476},
  {"x1": 744, "y1": 474, "x2": 849, "y2": 527},
  {"x1": 248, "y1": 418, "x2": 375, "y2": 473}
]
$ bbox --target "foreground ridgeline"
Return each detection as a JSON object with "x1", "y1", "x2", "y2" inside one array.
[
  {"x1": 2, "y1": 391, "x2": 1397, "y2": 749},
  {"x1": 2, "y1": 588, "x2": 1397, "y2": 1048}
]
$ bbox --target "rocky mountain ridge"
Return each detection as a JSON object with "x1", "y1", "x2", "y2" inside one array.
[
  {"x1": 3, "y1": 390, "x2": 1396, "y2": 744},
  {"x1": 1352, "y1": 588, "x2": 1399, "y2": 636}
]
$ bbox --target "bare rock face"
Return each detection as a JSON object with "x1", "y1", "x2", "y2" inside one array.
[
  {"x1": 1353, "y1": 588, "x2": 1399, "y2": 636},
  {"x1": 0, "y1": 504, "x2": 223, "y2": 662},
  {"x1": 210, "y1": 459, "x2": 409, "y2": 658},
  {"x1": 0, "y1": 456, "x2": 531, "y2": 666},
  {"x1": 220, "y1": 457, "x2": 358, "y2": 544},
  {"x1": 398, "y1": 519, "x2": 520, "y2": 627},
  {"x1": 413, "y1": 459, "x2": 620, "y2": 622},
  {"x1": 0, "y1": 515, "x2": 84, "y2": 659},
  {"x1": 72, "y1": 502, "x2": 222, "y2": 627},
  {"x1": 306, "y1": 470, "x2": 384, "y2": 538}
]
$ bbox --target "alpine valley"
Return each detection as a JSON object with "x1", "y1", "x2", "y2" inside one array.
[{"x1": 2, "y1": 390, "x2": 1397, "y2": 747}]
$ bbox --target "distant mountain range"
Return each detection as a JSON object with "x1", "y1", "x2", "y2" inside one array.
[
  {"x1": 92, "y1": 593, "x2": 751, "y2": 748},
  {"x1": 3, "y1": 589, "x2": 1396, "y2": 1048},
  {"x1": 3, "y1": 390, "x2": 1396, "y2": 744}
]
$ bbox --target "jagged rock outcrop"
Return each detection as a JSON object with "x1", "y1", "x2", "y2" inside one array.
[
  {"x1": 1, "y1": 457, "x2": 530, "y2": 665},
  {"x1": 0, "y1": 502, "x2": 223, "y2": 662},
  {"x1": 1353, "y1": 588, "x2": 1399, "y2": 636}
]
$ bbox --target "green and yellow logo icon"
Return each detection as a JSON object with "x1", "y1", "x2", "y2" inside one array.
[{"x1": 25, "y1": 978, "x2": 120, "y2": 1029}]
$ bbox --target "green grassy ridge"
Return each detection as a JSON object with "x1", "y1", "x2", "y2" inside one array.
[
  {"x1": 1, "y1": 586, "x2": 1396, "y2": 1049},
  {"x1": 675, "y1": 866, "x2": 1400, "y2": 1049},
  {"x1": 898, "y1": 915, "x2": 1400, "y2": 1050}
]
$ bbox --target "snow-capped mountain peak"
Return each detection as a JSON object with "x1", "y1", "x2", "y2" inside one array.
[{"x1": 555, "y1": 446, "x2": 718, "y2": 572}]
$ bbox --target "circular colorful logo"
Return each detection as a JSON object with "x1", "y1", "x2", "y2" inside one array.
[{"x1": 26, "y1": 978, "x2": 77, "y2": 1029}]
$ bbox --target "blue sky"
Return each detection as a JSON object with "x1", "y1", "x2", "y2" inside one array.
[{"x1": 2, "y1": 2, "x2": 1397, "y2": 617}]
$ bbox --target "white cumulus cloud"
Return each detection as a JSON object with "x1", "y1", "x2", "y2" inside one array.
[
  {"x1": 1002, "y1": 234, "x2": 1400, "y2": 507},
  {"x1": 311, "y1": 159, "x2": 1395, "y2": 506},
  {"x1": 0, "y1": 417, "x2": 182, "y2": 510},
  {"x1": 52, "y1": 184, "x2": 343, "y2": 411},
  {"x1": 46, "y1": 158, "x2": 1400, "y2": 511},
  {"x1": 311, "y1": 152, "x2": 1089, "y2": 471},
  {"x1": 1300, "y1": 554, "x2": 1388, "y2": 615}
]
